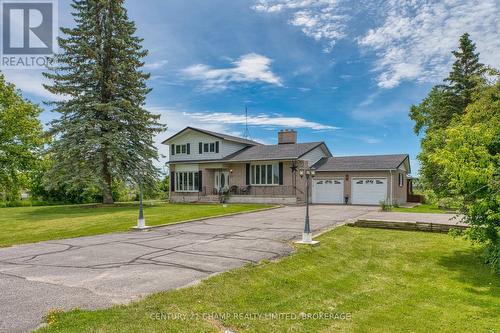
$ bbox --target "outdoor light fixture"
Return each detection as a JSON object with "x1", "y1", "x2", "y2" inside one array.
[
  {"x1": 295, "y1": 167, "x2": 319, "y2": 245},
  {"x1": 133, "y1": 175, "x2": 149, "y2": 230}
]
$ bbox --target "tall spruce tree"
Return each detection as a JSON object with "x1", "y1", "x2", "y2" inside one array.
[
  {"x1": 44, "y1": 0, "x2": 165, "y2": 204},
  {"x1": 445, "y1": 32, "x2": 485, "y2": 110},
  {"x1": 409, "y1": 33, "x2": 486, "y2": 194}
]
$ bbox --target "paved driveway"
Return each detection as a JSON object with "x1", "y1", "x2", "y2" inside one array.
[{"x1": 0, "y1": 205, "x2": 376, "y2": 332}]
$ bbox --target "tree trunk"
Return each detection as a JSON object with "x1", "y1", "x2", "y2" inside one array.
[{"x1": 101, "y1": 151, "x2": 114, "y2": 204}]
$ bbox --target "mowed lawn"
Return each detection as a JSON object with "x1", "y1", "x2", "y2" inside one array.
[
  {"x1": 0, "y1": 202, "x2": 272, "y2": 247},
  {"x1": 38, "y1": 227, "x2": 499, "y2": 333},
  {"x1": 392, "y1": 204, "x2": 457, "y2": 214}
]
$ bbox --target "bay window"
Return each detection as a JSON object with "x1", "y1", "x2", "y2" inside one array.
[
  {"x1": 250, "y1": 163, "x2": 279, "y2": 185},
  {"x1": 175, "y1": 171, "x2": 199, "y2": 192}
]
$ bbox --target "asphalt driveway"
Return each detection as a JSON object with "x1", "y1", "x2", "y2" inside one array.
[{"x1": 0, "y1": 205, "x2": 376, "y2": 332}]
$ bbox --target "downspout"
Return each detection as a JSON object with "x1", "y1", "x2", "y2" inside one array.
[{"x1": 389, "y1": 169, "x2": 393, "y2": 205}]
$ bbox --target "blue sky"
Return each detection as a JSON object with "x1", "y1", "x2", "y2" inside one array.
[{"x1": 4, "y1": 0, "x2": 500, "y2": 175}]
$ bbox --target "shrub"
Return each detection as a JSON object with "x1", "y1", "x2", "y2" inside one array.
[
  {"x1": 484, "y1": 242, "x2": 500, "y2": 274},
  {"x1": 379, "y1": 200, "x2": 392, "y2": 211},
  {"x1": 421, "y1": 189, "x2": 438, "y2": 205}
]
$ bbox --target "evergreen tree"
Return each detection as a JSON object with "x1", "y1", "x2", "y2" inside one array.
[
  {"x1": 409, "y1": 33, "x2": 486, "y2": 193},
  {"x1": 44, "y1": 0, "x2": 165, "y2": 204},
  {"x1": 445, "y1": 32, "x2": 485, "y2": 110}
]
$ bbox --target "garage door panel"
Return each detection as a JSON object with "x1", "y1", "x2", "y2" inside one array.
[
  {"x1": 351, "y1": 178, "x2": 387, "y2": 205},
  {"x1": 312, "y1": 179, "x2": 344, "y2": 204}
]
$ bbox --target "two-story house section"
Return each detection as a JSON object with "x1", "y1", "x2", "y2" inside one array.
[{"x1": 163, "y1": 126, "x2": 412, "y2": 205}]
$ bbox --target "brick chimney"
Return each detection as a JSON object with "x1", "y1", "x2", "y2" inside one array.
[{"x1": 278, "y1": 129, "x2": 297, "y2": 144}]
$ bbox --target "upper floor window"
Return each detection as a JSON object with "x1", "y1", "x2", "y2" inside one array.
[
  {"x1": 250, "y1": 163, "x2": 279, "y2": 185},
  {"x1": 171, "y1": 143, "x2": 190, "y2": 156},
  {"x1": 200, "y1": 141, "x2": 219, "y2": 154}
]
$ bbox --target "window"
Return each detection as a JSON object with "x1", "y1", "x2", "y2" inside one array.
[
  {"x1": 250, "y1": 163, "x2": 279, "y2": 185},
  {"x1": 173, "y1": 144, "x2": 190, "y2": 155},
  {"x1": 209, "y1": 143, "x2": 215, "y2": 152},
  {"x1": 175, "y1": 171, "x2": 199, "y2": 192},
  {"x1": 398, "y1": 173, "x2": 404, "y2": 187},
  {"x1": 204, "y1": 143, "x2": 209, "y2": 152}
]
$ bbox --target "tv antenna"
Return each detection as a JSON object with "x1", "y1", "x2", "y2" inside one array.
[{"x1": 243, "y1": 106, "x2": 251, "y2": 139}]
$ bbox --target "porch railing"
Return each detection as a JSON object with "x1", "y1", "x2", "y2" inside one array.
[{"x1": 201, "y1": 185, "x2": 297, "y2": 197}]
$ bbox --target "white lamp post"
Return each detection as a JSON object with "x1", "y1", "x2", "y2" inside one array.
[{"x1": 295, "y1": 168, "x2": 319, "y2": 245}]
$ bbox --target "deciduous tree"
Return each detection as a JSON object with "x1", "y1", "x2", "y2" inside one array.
[{"x1": 0, "y1": 74, "x2": 45, "y2": 201}]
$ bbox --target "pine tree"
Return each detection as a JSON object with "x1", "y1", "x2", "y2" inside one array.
[
  {"x1": 44, "y1": 0, "x2": 165, "y2": 204},
  {"x1": 444, "y1": 32, "x2": 485, "y2": 110}
]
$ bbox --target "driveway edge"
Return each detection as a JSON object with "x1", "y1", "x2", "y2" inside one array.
[{"x1": 129, "y1": 205, "x2": 284, "y2": 231}]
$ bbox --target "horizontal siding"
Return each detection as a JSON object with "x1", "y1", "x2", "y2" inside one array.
[
  {"x1": 168, "y1": 130, "x2": 248, "y2": 162},
  {"x1": 301, "y1": 145, "x2": 329, "y2": 167}
]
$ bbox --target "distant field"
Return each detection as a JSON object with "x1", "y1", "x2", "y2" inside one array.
[{"x1": 0, "y1": 203, "x2": 272, "y2": 247}]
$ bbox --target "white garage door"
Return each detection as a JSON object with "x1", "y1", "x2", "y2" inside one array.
[
  {"x1": 312, "y1": 179, "x2": 344, "y2": 204},
  {"x1": 351, "y1": 178, "x2": 387, "y2": 205}
]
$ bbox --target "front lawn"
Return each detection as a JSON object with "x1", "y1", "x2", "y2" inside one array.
[
  {"x1": 38, "y1": 227, "x2": 500, "y2": 333},
  {"x1": 0, "y1": 203, "x2": 272, "y2": 247},
  {"x1": 392, "y1": 203, "x2": 457, "y2": 214}
]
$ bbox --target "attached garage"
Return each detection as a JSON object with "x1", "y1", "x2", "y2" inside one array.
[
  {"x1": 311, "y1": 154, "x2": 411, "y2": 205},
  {"x1": 351, "y1": 178, "x2": 387, "y2": 205},
  {"x1": 312, "y1": 179, "x2": 343, "y2": 204}
]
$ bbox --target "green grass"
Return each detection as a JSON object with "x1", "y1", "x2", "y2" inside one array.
[
  {"x1": 38, "y1": 227, "x2": 500, "y2": 333},
  {"x1": 0, "y1": 202, "x2": 272, "y2": 247},
  {"x1": 392, "y1": 204, "x2": 457, "y2": 214}
]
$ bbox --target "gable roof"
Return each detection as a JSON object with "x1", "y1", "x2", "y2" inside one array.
[
  {"x1": 312, "y1": 154, "x2": 410, "y2": 172},
  {"x1": 162, "y1": 127, "x2": 262, "y2": 146},
  {"x1": 225, "y1": 142, "x2": 329, "y2": 162}
]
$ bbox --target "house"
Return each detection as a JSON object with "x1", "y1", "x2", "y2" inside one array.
[{"x1": 162, "y1": 127, "x2": 411, "y2": 205}]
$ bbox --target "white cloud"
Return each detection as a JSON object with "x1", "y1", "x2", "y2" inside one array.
[
  {"x1": 3, "y1": 69, "x2": 62, "y2": 101},
  {"x1": 144, "y1": 59, "x2": 168, "y2": 70},
  {"x1": 182, "y1": 53, "x2": 282, "y2": 90},
  {"x1": 358, "y1": 0, "x2": 500, "y2": 88},
  {"x1": 183, "y1": 111, "x2": 339, "y2": 131},
  {"x1": 253, "y1": 0, "x2": 347, "y2": 52},
  {"x1": 147, "y1": 106, "x2": 245, "y2": 167}
]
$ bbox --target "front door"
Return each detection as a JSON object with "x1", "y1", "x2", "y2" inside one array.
[{"x1": 215, "y1": 170, "x2": 229, "y2": 193}]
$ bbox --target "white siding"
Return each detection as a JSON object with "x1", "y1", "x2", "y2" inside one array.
[
  {"x1": 168, "y1": 130, "x2": 248, "y2": 162},
  {"x1": 175, "y1": 164, "x2": 199, "y2": 172},
  {"x1": 301, "y1": 145, "x2": 329, "y2": 167}
]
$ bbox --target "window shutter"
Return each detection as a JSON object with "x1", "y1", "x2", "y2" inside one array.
[
  {"x1": 198, "y1": 170, "x2": 203, "y2": 192},
  {"x1": 186, "y1": 143, "x2": 190, "y2": 155},
  {"x1": 278, "y1": 162, "x2": 284, "y2": 185},
  {"x1": 171, "y1": 144, "x2": 175, "y2": 156},
  {"x1": 215, "y1": 141, "x2": 219, "y2": 153},
  {"x1": 170, "y1": 172, "x2": 175, "y2": 192},
  {"x1": 199, "y1": 142, "x2": 202, "y2": 154},
  {"x1": 245, "y1": 164, "x2": 250, "y2": 185}
]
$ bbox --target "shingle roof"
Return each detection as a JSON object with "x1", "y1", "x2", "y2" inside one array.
[
  {"x1": 225, "y1": 142, "x2": 326, "y2": 162},
  {"x1": 162, "y1": 127, "x2": 262, "y2": 146},
  {"x1": 312, "y1": 154, "x2": 409, "y2": 172}
]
